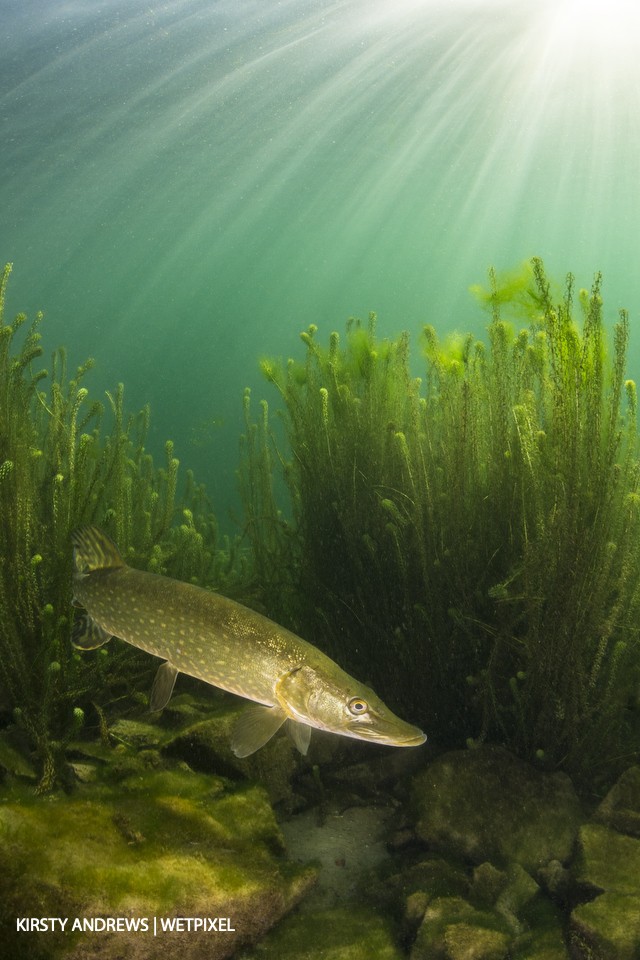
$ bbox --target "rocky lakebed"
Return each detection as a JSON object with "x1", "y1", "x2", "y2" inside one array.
[{"x1": 0, "y1": 692, "x2": 639, "y2": 960}]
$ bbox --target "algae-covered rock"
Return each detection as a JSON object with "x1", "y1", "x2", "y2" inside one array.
[
  {"x1": 0, "y1": 770, "x2": 316, "y2": 960},
  {"x1": 407, "y1": 748, "x2": 579, "y2": 959},
  {"x1": 156, "y1": 692, "x2": 220, "y2": 729},
  {"x1": 494, "y1": 863, "x2": 540, "y2": 933},
  {"x1": 411, "y1": 746, "x2": 582, "y2": 872},
  {"x1": 592, "y1": 765, "x2": 640, "y2": 838},
  {"x1": 367, "y1": 853, "x2": 470, "y2": 945},
  {"x1": 569, "y1": 822, "x2": 640, "y2": 960},
  {"x1": 162, "y1": 708, "x2": 298, "y2": 808},
  {"x1": 469, "y1": 863, "x2": 508, "y2": 908},
  {"x1": 510, "y1": 898, "x2": 569, "y2": 960},
  {"x1": 410, "y1": 896, "x2": 511, "y2": 960},
  {"x1": 570, "y1": 893, "x2": 640, "y2": 960},
  {"x1": 108, "y1": 717, "x2": 168, "y2": 749},
  {"x1": 443, "y1": 923, "x2": 510, "y2": 960},
  {"x1": 238, "y1": 905, "x2": 404, "y2": 960},
  {"x1": 418, "y1": 864, "x2": 562, "y2": 959},
  {"x1": 573, "y1": 822, "x2": 640, "y2": 896},
  {"x1": 395, "y1": 856, "x2": 470, "y2": 904},
  {"x1": 537, "y1": 859, "x2": 572, "y2": 903},
  {"x1": 410, "y1": 892, "x2": 568, "y2": 960}
]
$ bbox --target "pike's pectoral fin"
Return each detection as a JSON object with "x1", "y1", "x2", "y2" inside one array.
[
  {"x1": 149, "y1": 661, "x2": 179, "y2": 712},
  {"x1": 71, "y1": 614, "x2": 113, "y2": 650},
  {"x1": 230, "y1": 704, "x2": 287, "y2": 758},
  {"x1": 286, "y1": 720, "x2": 312, "y2": 756}
]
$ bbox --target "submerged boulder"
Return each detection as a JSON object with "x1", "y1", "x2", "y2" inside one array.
[
  {"x1": 569, "y1": 823, "x2": 640, "y2": 960},
  {"x1": 411, "y1": 746, "x2": 582, "y2": 873},
  {"x1": 592, "y1": 764, "x2": 640, "y2": 838},
  {"x1": 404, "y1": 746, "x2": 582, "y2": 960},
  {"x1": 0, "y1": 769, "x2": 316, "y2": 960},
  {"x1": 409, "y1": 895, "x2": 511, "y2": 960},
  {"x1": 161, "y1": 707, "x2": 298, "y2": 808},
  {"x1": 239, "y1": 906, "x2": 404, "y2": 960}
]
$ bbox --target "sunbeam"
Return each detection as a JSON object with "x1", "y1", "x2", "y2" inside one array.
[{"x1": 1, "y1": 0, "x2": 640, "y2": 495}]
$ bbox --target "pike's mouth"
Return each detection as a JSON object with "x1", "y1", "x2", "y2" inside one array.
[
  {"x1": 394, "y1": 729, "x2": 428, "y2": 747},
  {"x1": 349, "y1": 721, "x2": 427, "y2": 747}
]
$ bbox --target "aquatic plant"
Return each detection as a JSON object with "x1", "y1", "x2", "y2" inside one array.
[
  {"x1": 0, "y1": 264, "x2": 235, "y2": 791},
  {"x1": 238, "y1": 388, "x2": 301, "y2": 625},
  {"x1": 243, "y1": 258, "x2": 640, "y2": 786}
]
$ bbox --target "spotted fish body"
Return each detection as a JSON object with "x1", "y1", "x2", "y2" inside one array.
[{"x1": 71, "y1": 526, "x2": 427, "y2": 757}]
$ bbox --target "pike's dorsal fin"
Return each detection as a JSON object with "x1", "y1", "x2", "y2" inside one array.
[
  {"x1": 72, "y1": 526, "x2": 125, "y2": 575},
  {"x1": 287, "y1": 720, "x2": 312, "y2": 756},
  {"x1": 149, "y1": 661, "x2": 179, "y2": 711},
  {"x1": 71, "y1": 614, "x2": 113, "y2": 650},
  {"x1": 230, "y1": 704, "x2": 287, "y2": 758}
]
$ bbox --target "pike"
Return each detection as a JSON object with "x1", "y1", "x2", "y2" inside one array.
[{"x1": 71, "y1": 527, "x2": 426, "y2": 757}]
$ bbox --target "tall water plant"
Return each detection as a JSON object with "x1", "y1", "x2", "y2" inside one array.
[
  {"x1": 244, "y1": 259, "x2": 640, "y2": 786},
  {"x1": 0, "y1": 264, "x2": 230, "y2": 790}
]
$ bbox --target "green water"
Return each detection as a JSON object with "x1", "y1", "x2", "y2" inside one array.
[{"x1": 2, "y1": 0, "x2": 640, "y2": 513}]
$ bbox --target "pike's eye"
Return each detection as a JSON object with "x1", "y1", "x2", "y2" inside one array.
[{"x1": 348, "y1": 697, "x2": 368, "y2": 716}]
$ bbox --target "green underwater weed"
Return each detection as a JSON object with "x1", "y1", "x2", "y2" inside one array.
[
  {"x1": 243, "y1": 258, "x2": 640, "y2": 787},
  {"x1": 0, "y1": 264, "x2": 235, "y2": 791},
  {"x1": 238, "y1": 387, "x2": 297, "y2": 623}
]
